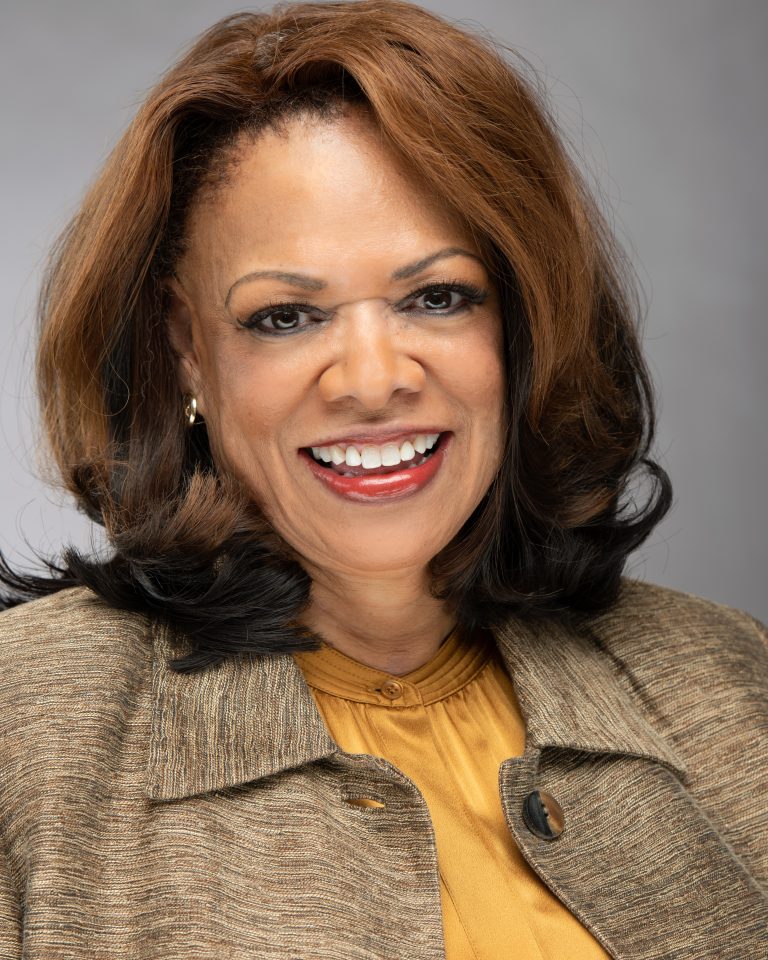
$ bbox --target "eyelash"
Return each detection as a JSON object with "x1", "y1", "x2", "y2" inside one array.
[{"x1": 239, "y1": 279, "x2": 488, "y2": 336}]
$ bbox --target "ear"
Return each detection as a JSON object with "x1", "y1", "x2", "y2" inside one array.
[{"x1": 165, "y1": 277, "x2": 205, "y2": 407}]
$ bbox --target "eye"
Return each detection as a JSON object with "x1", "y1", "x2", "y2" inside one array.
[
  {"x1": 240, "y1": 280, "x2": 487, "y2": 336},
  {"x1": 241, "y1": 301, "x2": 325, "y2": 335},
  {"x1": 406, "y1": 281, "x2": 487, "y2": 315}
]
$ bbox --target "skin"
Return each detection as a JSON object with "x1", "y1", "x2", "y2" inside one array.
[{"x1": 167, "y1": 106, "x2": 506, "y2": 675}]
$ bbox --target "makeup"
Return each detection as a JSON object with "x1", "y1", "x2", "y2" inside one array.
[{"x1": 299, "y1": 433, "x2": 450, "y2": 504}]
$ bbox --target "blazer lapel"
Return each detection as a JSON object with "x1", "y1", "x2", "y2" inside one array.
[
  {"x1": 491, "y1": 613, "x2": 767, "y2": 959},
  {"x1": 146, "y1": 620, "x2": 337, "y2": 801},
  {"x1": 491, "y1": 613, "x2": 688, "y2": 777}
]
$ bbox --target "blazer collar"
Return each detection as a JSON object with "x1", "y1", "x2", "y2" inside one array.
[{"x1": 146, "y1": 612, "x2": 687, "y2": 801}]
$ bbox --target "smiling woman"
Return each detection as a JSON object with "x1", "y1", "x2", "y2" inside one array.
[
  {"x1": 0, "y1": 1, "x2": 766, "y2": 958},
  {"x1": 0, "y1": 5, "x2": 672, "y2": 667}
]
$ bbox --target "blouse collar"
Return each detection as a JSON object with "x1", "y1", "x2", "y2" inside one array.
[{"x1": 291, "y1": 624, "x2": 494, "y2": 706}]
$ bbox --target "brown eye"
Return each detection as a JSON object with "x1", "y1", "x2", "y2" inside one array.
[
  {"x1": 269, "y1": 310, "x2": 302, "y2": 330},
  {"x1": 408, "y1": 282, "x2": 487, "y2": 315},
  {"x1": 241, "y1": 302, "x2": 324, "y2": 335},
  {"x1": 421, "y1": 289, "x2": 456, "y2": 310}
]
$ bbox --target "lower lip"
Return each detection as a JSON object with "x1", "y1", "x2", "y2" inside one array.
[{"x1": 300, "y1": 435, "x2": 451, "y2": 504}]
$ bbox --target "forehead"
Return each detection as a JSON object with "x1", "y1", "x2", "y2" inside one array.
[{"x1": 180, "y1": 108, "x2": 480, "y2": 286}]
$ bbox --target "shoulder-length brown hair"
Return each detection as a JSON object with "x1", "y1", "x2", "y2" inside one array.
[{"x1": 1, "y1": 0, "x2": 671, "y2": 671}]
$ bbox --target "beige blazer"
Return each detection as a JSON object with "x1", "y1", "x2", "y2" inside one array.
[{"x1": 0, "y1": 579, "x2": 766, "y2": 958}]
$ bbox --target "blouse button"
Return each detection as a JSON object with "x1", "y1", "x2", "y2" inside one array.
[
  {"x1": 380, "y1": 679, "x2": 404, "y2": 700},
  {"x1": 522, "y1": 790, "x2": 565, "y2": 840}
]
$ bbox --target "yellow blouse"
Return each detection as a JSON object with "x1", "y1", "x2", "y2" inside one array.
[{"x1": 292, "y1": 626, "x2": 610, "y2": 960}]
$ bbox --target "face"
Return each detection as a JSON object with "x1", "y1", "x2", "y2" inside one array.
[{"x1": 168, "y1": 107, "x2": 506, "y2": 584}]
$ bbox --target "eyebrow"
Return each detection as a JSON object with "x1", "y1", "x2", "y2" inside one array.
[{"x1": 223, "y1": 247, "x2": 484, "y2": 308}]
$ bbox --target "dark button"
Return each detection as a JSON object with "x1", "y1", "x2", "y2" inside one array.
[
  {"x1": 522, "y1": 790, "x2": 565, "y2": 840},
  {"x1": 380, "y1": 679, "x2": 404, "y2": 700}
]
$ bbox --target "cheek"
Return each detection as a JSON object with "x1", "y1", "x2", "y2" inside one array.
[
  {"x1": 482, "y1": 321, "x2": 507, "y2": 423},
  {"x1": 452, "y1": 326, "x2": 507, "y2": 486},
  {"x1": 452, "y1": 325, "x2": 506, "y2": 423},
  {"x1": 200, "y1": 346, "x2": 303, "y2": 473}
]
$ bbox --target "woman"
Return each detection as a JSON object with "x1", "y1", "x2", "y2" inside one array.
[{"x1": 0, "y1": 1, "x2": 765, "y2": 957}]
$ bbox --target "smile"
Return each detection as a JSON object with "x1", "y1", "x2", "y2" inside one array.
[
  {"x1": 299, "y1": 432, "x2": 450, "y2": 503},
  {"x1": 310, "y1": 432, "x2": 440, "y2": 474}
]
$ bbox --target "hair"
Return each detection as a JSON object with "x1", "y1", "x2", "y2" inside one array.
[{"x1": 0, "y1": 0, "x2": 672, "y2": 671}]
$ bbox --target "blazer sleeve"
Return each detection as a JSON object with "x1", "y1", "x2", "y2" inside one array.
[{"x1": 0, "y1": 833, "x2": 22, "y2": 958}]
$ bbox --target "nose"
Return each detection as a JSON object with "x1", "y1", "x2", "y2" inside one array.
[{"x1": 317, "y1": 301, "x2": 426, "y2": 409}]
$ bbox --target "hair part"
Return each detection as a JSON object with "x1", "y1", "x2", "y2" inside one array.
[{"x1": 1, "y1": 0, "x2": 672, "y2": 670}]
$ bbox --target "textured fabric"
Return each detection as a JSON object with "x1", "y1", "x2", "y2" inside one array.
[
  {"x1": 0, "y1": 578, "x2": 766, "y2": 959},
  {"x1": 292, "y1": 625, "x2": 611, "y2": 959}
]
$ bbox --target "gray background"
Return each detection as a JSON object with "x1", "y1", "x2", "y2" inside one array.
[{"x1": 1, "y1": 1, "x2": 765, "y2": 620}]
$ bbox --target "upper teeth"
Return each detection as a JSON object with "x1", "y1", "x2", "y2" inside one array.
[{"x1": 310, "y1": 433, "x2": 441, "y2": 469}]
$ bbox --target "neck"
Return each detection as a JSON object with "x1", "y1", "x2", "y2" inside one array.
[{"x1": 299, "y1": 566, "x2": 456, "y2": 675}]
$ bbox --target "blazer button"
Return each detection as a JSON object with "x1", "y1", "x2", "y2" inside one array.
[
  {"x1": 380, "y1": 679, "x2": 404, "y2": 700},
  {"x1": 522, "y1": 790, "x2": 565, "y2": 840}
]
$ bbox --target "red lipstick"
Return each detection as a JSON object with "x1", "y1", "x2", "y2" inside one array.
[{"x1": 300, "y1": 434, "x2": 450, "y2": 504}]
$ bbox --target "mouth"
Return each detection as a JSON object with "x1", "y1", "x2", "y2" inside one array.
[
  {"x1": 300, "y1": 431, "x2": 449, "y2": 477},
  {"x1": 299, "y1": 432, "x2": 451, "y2": 503}
]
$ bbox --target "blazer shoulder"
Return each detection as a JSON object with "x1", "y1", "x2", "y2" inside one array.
[
  {"x1": 0, "y1": 590, "x2": 156, "y2": 853},
  {"x1": 0, "y1": 587, "x2": 153, "y2": 694},
  {"x1": 615, "y1": 576, "x2": 765, "y2": 636},
  {"x1": 585, "y1": 576, "x2": 767, "y2": 681}
]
